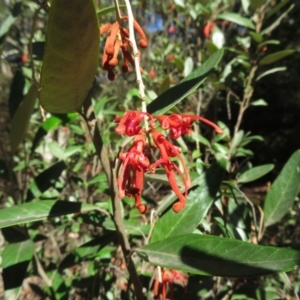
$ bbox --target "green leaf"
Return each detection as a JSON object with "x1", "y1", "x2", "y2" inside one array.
[
  {"x1": 237, "y1": 164, "x2": 274, "y2": 183},
  {"x1": 0, "y1": 15, "x2": 17, "y2": 40},
  {"x1": 266, "y1": 0, "x2": 290, "y2": 19},
  {"x1": 264, "y1": 150, "x2": 300, "y2": 227},
  {"x1": 150, "y1": 160, "x2": 226, "y2": 243},
  {"x1": 256, "y1": 67, "x2": 287, "y2": 81},
  {"x1": 217, "y1": 13, "x2": 255, "y2": 29},
  {"x1": 2, "y1": 239, "x2": 35, "y2": 298},
  {"x1": 9, "y1": 85, "x2": 38, "y2": 152},
  {"x1": 59, "y1": 233, "x2": 116, "y2": 270},
  {"x1": 26, "y1": 161, "x2": 67, "y2": 201},
  {"x1": 97, "y1": 5, "x2": 126, "y2": 17},
  {"x1": 249, "y1": 32, "x2": 263, "y2": 43},
  {"x1": 174, "y1": 0, "x2": 185, "y2": 8},
  {"x1": 0, "y1": 200, "x2": 103, "y2": 228},
  {"x1": 48, "y1": 141, "x2": 65, "y2": 160},
  {"x1": 0, "y1": 1, "x2": 22, "y2": 43},
  {"x1": 250, "y1": 0, "x2": 264, "y2": 10},
  {"x1": 52, "y1": 272, "x2": 69, "y2": 300},
  {"x1": 250, "y1": 99, "x2": 268, "y2": 106},
  {"x1": 147, "y1": 49, "x2": 224, "y2": 115},
  {"x1": 262, "y1": 4, "x2": 294, "y2": 35},
  {"x1": 8, "y1": 69, "x2": 25, "y2": 118},
  {"x1": 136, "y1": 234, "x2": 300, "y2": 277},
  {"x1": 259, "y1": 50, "x2": 295, "y2": 65},
  {"x1": 40, "y1": 0, "x2": 99, "y2": 113},
  {"x1": 158, "y1": 76, "x2": 171, "y2": 95},
  {"x1": 258, "y1": 39, "x2": 280, "y2": 48}
]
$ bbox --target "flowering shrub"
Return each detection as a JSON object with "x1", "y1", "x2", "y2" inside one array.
[
  {"x1": 0, "y1": 0, "x2": 300, "y2": 299},
  {"x1": 115, "y1": 111, "x2": 223, "y2": 213}
]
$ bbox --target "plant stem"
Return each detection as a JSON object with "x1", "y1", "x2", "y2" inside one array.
[
  {"x1": 228, "y1": 65, "x2": 257, "y2": 160},
  {"x1": 80, "y1": 94, "x2": 144, "y2": 300}
]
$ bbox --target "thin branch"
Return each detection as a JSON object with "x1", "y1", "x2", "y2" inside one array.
[
  {"x1": 34, "y1": 253, "x2": 52, "y2": 287},
  {"x1": 29, "y1": 6, "x2": 42, "y2": 89},
  {"x1": 123, "y1": 0, "x2": 147, "y2": 114},
  {"x1": 80, "y1": 93, "x2": 144, "y2": 300}
]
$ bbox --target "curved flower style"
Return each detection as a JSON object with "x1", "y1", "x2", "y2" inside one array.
[
  {"x1": 150, "y1": 130, "x2": 191, "y2": 213},
  {"x1": 114, "y1": 110, "x2": 153, "y2": 136},
  {"x1": 157, "y1": 113, "x2": 223, "y2": 139},
  {"x1": 115, "y1": 110, "x2": 223, "y2": 213},
  {"x1": 116, "y1": 134, "x2": 149, "y2": 214},
  {"x1": 153, "y1": 268, "x2": 187, "y2": 300},
  {"x1": 100, "y1": 17, "x2": 148, "y2": 80}
]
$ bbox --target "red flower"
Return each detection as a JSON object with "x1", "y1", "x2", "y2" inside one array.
[
  {"x1": 99, "y1": 17, "x2": 148, "y2": 80},
  {"x1": 150, "y1": 130, "x2": 191, "y2": 213},
  {"x1": 114, "y1": 111, "x2": 152, "y2": 136},
  {"x1": 115, "y1": 111, "x2": 223, "y2": 214},
  {"x1": 153, "y1": 268, "x2": 187, "y2": 300},
  {"x1": 203, "y1": 21, "x2": 215, "y2": 38},
  {"x1": 157, "y1": 113, "x2": 223, "y2": 139},
  {"x1": 117, "y1": 134, "x2": 149, "y2": 213}
]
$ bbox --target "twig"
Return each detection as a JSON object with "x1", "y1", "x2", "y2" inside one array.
[
  {"x1": 34, "y1": 253, "x2": 52, "y2": 287},
  {"x1": 123, "y1": 0, "x2": 148, "y2": 123},
  {"x1": 80, "y1": 93, "x2": 144, "y2": 300},
  {"x1": 29, "y1": 6, "x2": 42, "y2": 90}
]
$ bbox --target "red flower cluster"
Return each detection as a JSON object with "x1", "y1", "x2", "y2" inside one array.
[
  {"x1": 100, "y1": 17, "x2": 148, "y2": 81},
  {"x1": 153, "y1": 268, "x2": 187, "y2": 300},
  {"x1": 115, "y1": 111, "x2": 223, "y2": 214}
]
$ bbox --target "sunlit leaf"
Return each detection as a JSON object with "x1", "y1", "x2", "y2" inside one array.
[
  {"x1": 0, "y1": 1, "x2": 22, "y2": 43},
  {"x1": 217, "y1": 12, "x2": 255, "y2": 29},
  {"x1": 0, "y1": 200, "x2": 103, "y2": 229},
  {"x1": 237, "y1": 164, "x2": 274, "y2": 183},
  {"x1": 40, "y1": 0, "x2": 99, "y2": 113},
  {"x1": 136, "y1": 234, "x2": 300, "y2": 276},
  {"x1": 256, "y1": 67, "x2": 287, "y2": 81},
  {"x1": 174, "y1": 0, "x2": 185, "y2": 8},
  {"x1": 147, "y1": 49, "x2": 224, "y2": 115},
  {"x1": 2, "y1": 239, "x2": 34, "y2": 299},
  {"x1": 264, "y1": 150, "x2": 300, "y2": 227},
  {"x1": 250, "y1": 99, "x2": 268, "y2": 106},
  {"x1": 150, "y1": 160, "x2": 226, "y2": 243},
  {"x1": 183, "y1": 57, "x2": 194, "y2": 77}
]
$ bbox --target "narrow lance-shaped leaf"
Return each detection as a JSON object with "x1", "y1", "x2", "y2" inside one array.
[
  {"x1": 237, "y1": 164, "x2": 274, "y2": 184},
  {"x1": 147, "y1": 49, "x2": 223, "y2": 115},
  {"x1": 264, "y1": 150, "x2": 300, "y2": 227},
  {"x1": 217, "y1": 12, "x2": 255, "y2": 29},
  {"x1": 9, "y1": 85, "x2": 38, "y2": 152},
  {"x1": 259, "y1": 50, "x2": 295, "y2": 65},
  {"x1": 8, "y1": 69, "x2": 25, "y2": 118},
  {"x1": 136, "y1": 234, "x2": 300, "y2": 277},
  {"x1": 256, "y1": 67, "x2": 287, "y2": 81},
  {"x1": 0, "y1": 1, "x2": 22, "y2": 43},
  {"x1": 0, "y1": 200, "x2": 105, "y2": 229},
  {"x1": 150, "y1": 159, "x2": 226, "y2": 243},
  {"x1": 40, "y1": 0, "x2": 99, "y2": 113},
  {"x1": 262, "y1": 4, "x2": 294, "y2": 35}
]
